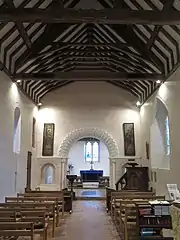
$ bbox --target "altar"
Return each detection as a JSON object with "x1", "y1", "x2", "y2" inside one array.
[{"x1": 80, "y1": 170, "x2": 103, "y2": 182}]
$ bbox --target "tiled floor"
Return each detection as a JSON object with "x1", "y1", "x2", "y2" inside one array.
[{"x1": 56, "y1": 201, "x2": 119, "y2": 240}]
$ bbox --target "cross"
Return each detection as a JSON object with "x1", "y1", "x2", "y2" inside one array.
[{"x1": 90, "y1": 160, "x2": 94, "y2": 170}]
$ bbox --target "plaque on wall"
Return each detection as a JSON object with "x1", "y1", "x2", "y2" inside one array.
[
  {"x1": 42, "y1": 123, "x2": 55, "y2": 156},
  {"x1": 123, "y1": 123, "x2": 135, "y2": 156}
]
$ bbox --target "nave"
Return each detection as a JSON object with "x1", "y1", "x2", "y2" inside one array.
[{"x1": 57, "y1": 201, "x2": 118, "y2": 240}]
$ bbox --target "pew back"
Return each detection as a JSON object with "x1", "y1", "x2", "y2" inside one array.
[
  {"x1": 0, "y1": 222, "x2": 34, "y2": 240},
  {"x1": 19, "y1": 190, "x2": 72, "y2": 212},
  {"x1": 106, "y1": 190, "x2": 154, "y2": 211}
]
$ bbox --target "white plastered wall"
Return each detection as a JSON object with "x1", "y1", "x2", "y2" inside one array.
[
  {"x1": 140, "y1": 66, "x2": 180, "y2": 197},
  {"x1": 0, "y1": 71, "x2": 37, "y2": 201}
]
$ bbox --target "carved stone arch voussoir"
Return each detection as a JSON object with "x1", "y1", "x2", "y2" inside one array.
[{"x1": 58, "y1": 127, "x2": 119, "y2": 158}]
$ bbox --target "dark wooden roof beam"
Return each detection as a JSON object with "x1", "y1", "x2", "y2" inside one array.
[
  {"x1": 111, "y1": 25, "x2": 164, "y2": 73},
  {"x1": 15, "y1": 23, "x2": 71, "y2": 71},
  {"x1": 147, "y1": 0, "x2": 174, "y2": 50},
  {"x1": 1, "y1": 8, "x2": 180, "y2": 24},
  {"x1": 14, "y1": 72, "x2": 164, "y2": 81},
  {"x1": 4, "y1": 0, "x2": 31, "y2": 48},
  {"x1": 30, "y1": 42, "x2": 128, "y2": 59}
]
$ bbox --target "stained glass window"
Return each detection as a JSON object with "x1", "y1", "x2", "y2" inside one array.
[
  {"x1": 165, "y1": 116, "x2": 170, "y2": 155},
  {"x1": 84, "y1": 141, "x2": 99, "y2": 162},
  {"x1": 85, "y1": 142, "x2": 92, "y2": 161},
  {"x1": 93, "y1": 142, "x2": 99, "y2": 161}
]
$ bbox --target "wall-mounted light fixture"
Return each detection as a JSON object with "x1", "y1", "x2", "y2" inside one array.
[
  {"x1": 37, "y1": 102, "x2": 42, "y2": 107},
  {"x1": 136, "y1": 101, "x2": 141, "y2": 107},
  {"x1": 156, "y1": 80, "x2": 161, "y2": 84}
]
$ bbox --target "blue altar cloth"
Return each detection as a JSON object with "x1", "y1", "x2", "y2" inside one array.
[{"x1": 80, "y1": 170, "x2": 103, "y2": 182}]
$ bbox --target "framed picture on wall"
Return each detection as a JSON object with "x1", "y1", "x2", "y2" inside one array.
[
  {"x1": 123, "y1": 123, "x2": 136, "y2": 156},
  {"x1": 42, "y1": 123, "x2": 55, "y2": 156}
]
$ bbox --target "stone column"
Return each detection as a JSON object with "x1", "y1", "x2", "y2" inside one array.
[
  {"x1": 60, "y1": 158, "x2": 68, "y2": 189},
  {"x1": 109, "y1": 158, "x2": 116, "y2": 189}
]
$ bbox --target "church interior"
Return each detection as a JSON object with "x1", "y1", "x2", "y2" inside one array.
[{"x1": 0, "y1": 0, "x2": 180, "y2": 239}]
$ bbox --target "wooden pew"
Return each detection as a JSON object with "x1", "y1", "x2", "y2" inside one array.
[
  {"x1": 113, "y1": 196, "x2": 165, "y2": 240},
  {"x1": 107, "y1": 190, "x2": 155, "y2": 213},
  {"x1": 0, "y1": 211, "x2": 17, "y2": 222},
  {"x1": 115, "y1": 199, "x2": 154, "y2": 240},
  {"x1": 0, "y1": 210, "x2": 48, "y2": 240},
  {"x1": 119, "y1": 200, "x2": 139, "y2": 240},
  {"x1": 18, "y1": 193, "x2": 66, "y2": 214},
  {"x1": 0, "y1": 208, "x2": 49, "y2": 236},
  {"x1": 5, "y1": 196, "x2": 63, "y2": 223},
  {"x1": 110, "y1": 191, "x2": 155, "y2": 217},
  {"x1": 106, "y1": 189, "x2": 149, "y2": 211},
  {"x1": 19, "y1": 211, "x2": 48, "y2": 240},
  {"x1": 106, "y1": 187, "x2": 116, "y2": 212},
  {"x1": 0, "y1": 202, "x2": 56, "y2": 237},
  {"x1": 0, "y1": 213, "x2": 48, "y2": 240},
  {"x1": 62, "y1": 190, "x2": 73, "y2": 212},
  {"x1": 21, "y1": 189, "x2": 72, "y2": 212},
  {"x1": 111, "y1": 194, "x2": 164, "y2": 221},
  {"x1": 0, "y1": 222, "x2": 34, "y2": 240}
]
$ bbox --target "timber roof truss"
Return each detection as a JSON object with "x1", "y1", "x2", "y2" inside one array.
[{"x1": 0, "y1": 0, "x2": 180, "y2": 104}]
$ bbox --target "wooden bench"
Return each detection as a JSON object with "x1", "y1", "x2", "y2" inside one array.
[
  {"x1": 5, "y1": 196, "x2": 64, "y2": 222},
  {"x1": 110, "y1": 191, "x2": 155, "y2": 217},
  {"x1": 19, "y1": 211, "x2": 48, "y2": 240},
  {"x1": 0, "y1": 214, "x2": 48, "y2": 240},
  {"x1": 113, "y1": 196, "x2": 165, "y2": 240},
  {"x1": 0, "y1": 202, "x2": 56, "y2": 237},
  {"x1": 119, "y1": 200, "x2": 139, "y2": 240},
  {"x1": 108, "y1": 190, "x2": 155, "y2": 213},
  {"x1": 111, "y1": 194, "x2": 165, "y2": 221},
  {"x1": 116, "y1": 199, "x2": 158, "y2": 240},
  {"x1": 0, "y1": 222, "x2": 34, "y2": 240},
  {"x1": 0, "y1": 208, "x2": 49, "y2": 239},
  {"x1": 106, "y1": 189, "x2": 155, "y2": 212},
  {"x1": 0, "y1": 211, "x2": 18, "y2": 222},
  {"x1": 20, "y1": 190, "x2": 72, "y2": 212},
  {"x1": 106, "y1": 187, "x2": 116, "y2": 212}
]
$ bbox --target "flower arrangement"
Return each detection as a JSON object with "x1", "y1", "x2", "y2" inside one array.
[{"x1": 67, "y1": 163, "x2": 74, "y2": 174}]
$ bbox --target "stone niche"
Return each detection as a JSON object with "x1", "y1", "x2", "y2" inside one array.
[{"x1": 36, "y1": 157, "x2": 68, "y2": 190}]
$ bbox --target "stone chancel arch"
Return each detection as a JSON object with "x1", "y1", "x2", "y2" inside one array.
[{"x1": 58, "y1": 127, "x2": 119, "y2": 158}]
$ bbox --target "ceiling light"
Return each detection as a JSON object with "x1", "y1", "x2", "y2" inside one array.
[
  {"x1": 16, "y1": 79, "x2": 21, "y2": 83},
  {"x1": 37, "y1": 102, "x2": 42, "y2": 106},
  {"x1": 156, "y1": 80, "x2": 161, "y2": 84},
  {"x1": 136, "y1": 101, "x2": 141, "y2": 107}
]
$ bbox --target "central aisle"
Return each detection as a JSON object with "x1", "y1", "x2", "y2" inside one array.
[{"x1": 57, "y1": 201, "x2": 119, "y2": 240}]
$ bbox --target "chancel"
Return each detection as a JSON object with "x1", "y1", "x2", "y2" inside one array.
[{"x1": 68, "y1": 137, "x2": 108, "y2": 189}]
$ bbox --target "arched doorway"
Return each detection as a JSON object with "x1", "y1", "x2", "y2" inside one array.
[{"x1": 58, "y1": 127, "x2": 120, "y2": 188}]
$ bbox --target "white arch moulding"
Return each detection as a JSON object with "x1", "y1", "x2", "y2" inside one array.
[{"x1": 58, "y1": 127, "x2": 120, "y2": 158}]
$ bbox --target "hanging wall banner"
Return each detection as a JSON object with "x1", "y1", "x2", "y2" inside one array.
[
  {"x1": 42, "y1": 123, "x2": 55, "y2": 156},
  {"x1": 123, "y1": 123, "x2": 135, "y2": 156}
]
